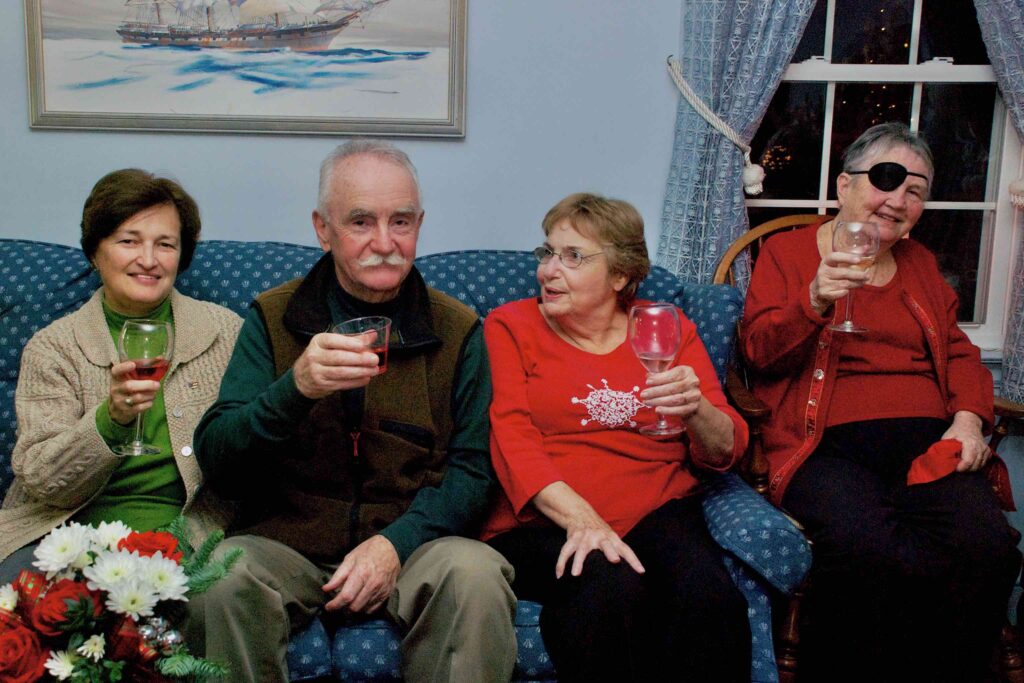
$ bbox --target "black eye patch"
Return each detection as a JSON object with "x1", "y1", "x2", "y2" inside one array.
[{"x1": 848, "y1": 162, "x2": 929, "y2": 192}]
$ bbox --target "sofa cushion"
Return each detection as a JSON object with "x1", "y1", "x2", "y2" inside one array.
[
  {"x1": 328, "y1": 601, "x2": 557, "y2": 682},
  {"x1": 286, "y1": 618, "x2": 335, "y2": 681},
  {"x1": 415, "y1": 249, "x2": 742, "y2": 382},
  {"x1": 0, "y1": 240, "x2": 99, "y2": 492}
]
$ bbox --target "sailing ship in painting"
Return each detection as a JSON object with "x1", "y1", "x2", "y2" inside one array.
[{"x1": 116, "y1": 0, "x2": 389, "y2": 51}]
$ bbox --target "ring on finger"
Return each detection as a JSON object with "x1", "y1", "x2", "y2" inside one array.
[{"x1": 125, "y1": 396, "x2": 133, "y2": 407}]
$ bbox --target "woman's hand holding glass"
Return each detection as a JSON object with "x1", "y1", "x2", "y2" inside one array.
[
  {"x1": 639, "y1": 364, "x2": 703, "y2": 422},
  {"x1": 107, "y1": 359, "x2": 161, "y2": 426},
  {"x1": 811, "y1": 221, "x2": 880, "y2": 332},
  {"x1": 810, "y1": 225, "x2": 879, "y2": 319}
]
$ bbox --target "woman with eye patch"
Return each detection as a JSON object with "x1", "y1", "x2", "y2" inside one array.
[
  {"x1": 741, "y1": 122, "x2": 1019, "y2": 682},
  {"x1": 479, "y1": 192, "x2": 752, "y2": 682}
]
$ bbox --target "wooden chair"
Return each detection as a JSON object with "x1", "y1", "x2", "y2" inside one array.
[
  {"x1": 715, "y1": 213, "x2": 1024, "y2": 682},
  {"x1": 713, "y1": 214, "x2": 821, "y2": 682}
]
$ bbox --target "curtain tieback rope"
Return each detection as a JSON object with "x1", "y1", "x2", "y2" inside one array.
[{"x1": 667, "y1": 55, "x2": 765, "y2": 196}]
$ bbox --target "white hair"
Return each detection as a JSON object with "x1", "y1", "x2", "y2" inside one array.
[{"x1": 316, "y1": 139, "x2": 421, "y2": 219}]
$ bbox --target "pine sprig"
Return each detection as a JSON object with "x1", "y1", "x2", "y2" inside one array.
[
  {"x1": 157, "y1": 652, "x2": 228, "y2": 680},
  {"x1": 164, "y1": 517, "x2": 195, "y2": 564},
  {"x1": 186, "y1": 547, "x2": 243, "y2": 595},
  {"x1": 184, "y1": 529, "x2": 225, "y2": 577}
]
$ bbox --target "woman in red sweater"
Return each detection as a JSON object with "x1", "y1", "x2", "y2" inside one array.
[
  {"x1": 741, "y1": 122, "x2": 1019, "y2": 682},
  {"x1": 482, "y1": 193, "x2": 750, "y2": 682}
]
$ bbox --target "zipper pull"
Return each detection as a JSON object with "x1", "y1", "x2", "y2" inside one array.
[{"x1": 350, "y1": 431, "x2": 361, "y2": 459}]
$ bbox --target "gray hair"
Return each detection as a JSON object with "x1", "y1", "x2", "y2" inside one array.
[
  {"x1": 317, "y1": 139, "x2": 421, "y2": 219},
  {"x1": 842, "y1": 122, "x2": 934, "y2": 182}
]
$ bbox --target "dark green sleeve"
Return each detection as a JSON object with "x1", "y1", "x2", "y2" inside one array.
[
  {"x1": 95, "y1": 400, "x2": 136, "y2": 447},
  {"x1": 194, "y1": 307, "x2": 315, "y2": 499},
  {"x1": 378, "y1": 324, "x2": 496, "y2": 563}
]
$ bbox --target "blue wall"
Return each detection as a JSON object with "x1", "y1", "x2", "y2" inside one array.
[{"x1": 0, "y1": 2, "x2": 681, "y2": 256}]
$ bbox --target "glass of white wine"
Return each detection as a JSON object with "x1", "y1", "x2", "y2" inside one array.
[
  {"x1": 628, "y1": 303, "x2": 684, "y2": 436},
  {"x1": 827, "y1": 221, "x2": 880, "y2": 334}
]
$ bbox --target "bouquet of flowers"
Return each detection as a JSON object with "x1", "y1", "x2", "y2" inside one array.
[{"x1": 0, "y1": 518, "x2": 240, "y2": 682}]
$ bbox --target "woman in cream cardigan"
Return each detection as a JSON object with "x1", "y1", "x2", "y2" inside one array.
[{"x1": 0, "y1": 169, "x2": 241, "y2": 581}]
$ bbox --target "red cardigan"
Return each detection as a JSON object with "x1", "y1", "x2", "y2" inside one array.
[
  {"x1": 480, "y1": 298, "x2": 747, "y2": 541},
  {"x1": 740, "y1": 219, "x2": 993, "y2": 505}
]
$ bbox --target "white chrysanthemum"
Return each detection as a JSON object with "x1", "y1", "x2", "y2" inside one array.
[
  {"x1": 76, "y1": 634, "x2": 106, "y2": 662},
  {"x1": 83, "y1": 550, "x2": 141, "y2": 592},
  {"x1": 34, "y1": 524, "x2": 93, "y2": 575},
  {"x1": 0, "y1": 584, "x2": 17, "y2": 611},
  {"x1": 139, "y1": 553, "x2": 189, "y2": 602},
  {"x1": 105, "y1": 577, "x2": 158, "y2": 619},
  {"x1": 94, "y1": 521, "x2": 133, "y2": 551},
  {"x1": 44, "y1": 651, "x2": 77, "y2": 681}
]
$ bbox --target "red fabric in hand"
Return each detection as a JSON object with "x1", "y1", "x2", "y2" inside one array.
[{"x1": 907, "y1": 439, "x2": 1015, "y2": 511}]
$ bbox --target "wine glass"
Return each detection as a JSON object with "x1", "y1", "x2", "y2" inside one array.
[
  {"x1": 628, "y1": 303, "x2": 684, "y2": 436},
  {"x1": 113, "y1": 319, "x2": 174, "y2": 456},
  {"x1": 827, "y1": 221, "x2": 880, "y2": 334}
]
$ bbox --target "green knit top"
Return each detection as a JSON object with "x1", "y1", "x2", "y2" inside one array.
[{"x1": 73, "y1": 296, "x2": 186, "y2": 531}]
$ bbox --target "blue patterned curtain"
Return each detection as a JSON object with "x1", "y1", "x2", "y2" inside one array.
[
  {"x1": 974, "y1": 0, "x2": 1024, "y2": 402},
  {"x1": 657, "y1": 0, "x2": 815, "y2": 284}
]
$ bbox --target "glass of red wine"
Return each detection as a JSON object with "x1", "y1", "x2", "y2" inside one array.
[
  {"x1": 114, "y1": 319, "x2": 174, "y2": 456},
  {"x1": 628, "y1": 303, "x2": 684, "y2": 436},
  {"x1": 332, "y1": 316, "x2": 391, "y2": 374}
]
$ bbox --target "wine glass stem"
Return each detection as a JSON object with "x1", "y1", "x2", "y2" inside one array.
[
  {"x1": 844, "y1": 290, "x2": 855, "y2": 325},
  {"x1": 132, "y1": 410, "x2": 146, "y2": 446}
]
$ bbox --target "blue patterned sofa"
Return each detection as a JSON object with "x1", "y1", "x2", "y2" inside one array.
[{"x1": 0, "y1": 238, "x2": 810, "y2": 682}]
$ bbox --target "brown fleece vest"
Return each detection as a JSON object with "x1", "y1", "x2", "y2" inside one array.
[{"x1": 243, "y1": 278, "x2": 478, "y2": 563}]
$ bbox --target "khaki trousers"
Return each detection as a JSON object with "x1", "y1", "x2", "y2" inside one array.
[{"x1": 184, "y1": 535, "x2": 517, "y2": 683}]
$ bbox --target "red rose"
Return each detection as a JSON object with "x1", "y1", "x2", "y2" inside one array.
[
  {"x1": 118, "y1": 531, "x2": 184, "y2": 562},
  {"x1": 30, "y1": 579, "x2": 103, "y2": 637},
  {"x1": 0, "y1": 621, "x2": 47, "y2": 683}
]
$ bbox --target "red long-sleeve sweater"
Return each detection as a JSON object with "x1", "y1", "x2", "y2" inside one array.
[
  {"x1": 740, "y1": 219, "x2": 993, "y2": 504},
  {"x1": 480, "y1": 297, "x2": 748, "y2": 541}
]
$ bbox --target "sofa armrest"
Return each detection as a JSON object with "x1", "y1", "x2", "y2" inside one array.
[{"x1": 702, "y1": 473, "x2": 811, "y2": 595}]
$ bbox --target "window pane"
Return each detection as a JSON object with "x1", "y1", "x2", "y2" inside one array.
[
  {"x1": 750, "y1": 83, "x2": 826, "y2": 200},
  {"x1": 912, "y1": 210, "x2": 984, "y2": 321},
  {"x1": 919, "y1": 84, "x2": 996, "y2": 202},
  {"x1": 792, "y1": 1, "x2": 827, "y2": 62},
  {"x1": 834, "y1": 1, "x2": 913, "y2": 65},
  {"x1": 828, "y1": 83, "x2": 914, "y2": 198},
  {"x1": 918, "y1": 1, "x2": 989, "y2": 65}
]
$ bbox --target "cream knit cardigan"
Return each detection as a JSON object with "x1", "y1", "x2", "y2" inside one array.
[{"x1": 0, "y1": 288, "x2": 242, "y2": 561}]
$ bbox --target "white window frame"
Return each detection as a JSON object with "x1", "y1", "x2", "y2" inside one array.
[{"x1": 746, "y1": 0, "x2": 1022, "y2": 358}]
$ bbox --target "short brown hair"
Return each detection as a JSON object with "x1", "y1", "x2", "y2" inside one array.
[
  {"x1": 541, "y1": 192, "x2": 650, "y2": 304},
  {"x1": 81, "y1": 169, "x2": 201, "y2": 272}
]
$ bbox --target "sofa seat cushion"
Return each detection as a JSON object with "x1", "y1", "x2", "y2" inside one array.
[
  {"x1": 327, "y1": 601, "x2": 556, "y2": 682},
  {"x1": 286, "y1": 618, "x2": 334, "y2": 681}
]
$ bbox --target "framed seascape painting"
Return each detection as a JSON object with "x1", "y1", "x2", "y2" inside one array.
[{"x1": 24, "y1": 0, "x2": 467, "y2": 136}]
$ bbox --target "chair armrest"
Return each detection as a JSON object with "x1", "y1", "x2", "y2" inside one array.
[
  {"x1": 724, "y1": 368, "x2": 772, "y2": 494},
  {"x1": 702, "y1": 473, "x2": 811, "y2": 595},
  {"x1": 725, "y1": 368, "x2": 770, "y2": 421},
  {"x1": 996, "y1": 395, "x2": 1024, "y2": 420},
  {"x1": 991, "y1": 395, "x2": 1024, "y2": 452}
]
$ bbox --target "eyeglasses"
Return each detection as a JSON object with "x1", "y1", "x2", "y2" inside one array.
[
  {"x1": 848, "y1": 162, "x2": 929, "y2": 193},
  {"x1": 532, "y1": 246, "x2": 605, "y2": 269}
]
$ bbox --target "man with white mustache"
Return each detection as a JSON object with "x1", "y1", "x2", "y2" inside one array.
[{"x1": 188, "y1": 140, "x2": 516, "y2": 683}]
